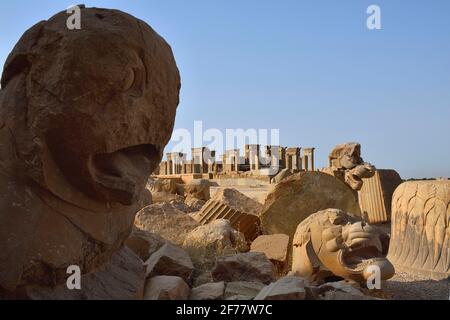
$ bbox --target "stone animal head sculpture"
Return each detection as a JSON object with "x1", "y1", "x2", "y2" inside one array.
[
  {"x1": 292, "y1": 209, "x2": 394, "y2": 284},
  {"x1": 0, "y1": 7, "x2": 180, "y2": 291},
  {"x1": 328, "y1": 142, "x2": 376, "y2": 191}
]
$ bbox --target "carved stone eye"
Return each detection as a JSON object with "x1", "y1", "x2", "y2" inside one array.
[
  {"x1": 122, "y1": 67, "x2": 143, "y2": 97},
  {"x1": 123, "y1": 68, "x2": 135, "y2": 92}
]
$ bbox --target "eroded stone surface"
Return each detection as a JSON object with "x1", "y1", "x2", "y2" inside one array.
[
  {"x1": 212, "y1": 252, "x2": 275, "y2": 284},
  {"x1": 24, "y1": 247, "x2": 146, "y2": 300},
  {"x1": 260, "y1": 172, "x2": 361, "y2": 239},
  {"x1": 325, "y1": 142, "x2": 376, "y2": 191},
  {"x1": 190, "y1": 281, "x2": 225, "y2": 300},
  {"x1": 192, "y1": 188, "x2": 262, "y2": 241},
  {"x1": 135, "y1": 203, "x2": 199, "y2": 246},
  {"x1": 0, "y1": 7, "x2": 180, "y2": 291},
  {"x1": 145, "y1": 243, "x2": 194, "y2": 282},
  {"x1": 388, "y1": 180, "x2": 450, "y2": 280},
  {"x1": 254, "y1": 276, "x2": 307, "y2": 300},
  {"x1": 182, "y1": 219, "x2": 248, "y2": 270},
  {"x1": 250, "y1": 234, "x2": 290, "y2": 271},
  {"x1": 144, "y1": 276, "x2": 190, "y2": 300}
]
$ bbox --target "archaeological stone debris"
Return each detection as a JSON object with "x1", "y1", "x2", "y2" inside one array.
[
  {"x1": 357, "y1": 169, "x2": 403, "y2": 223},
  {"x1": 0, "y1": 7, "x2": 180, "y2": 294},
  {"x1": 291, "y1": 209, "x2": 395, "y2": 283},
  {"x1": 388, "y1": 180, "x2": 450, "y2": 280},
  {"x1": 322, "y1": 142, "x2": 376, "y2": 191},
  {"x1": 260, "y1": 171, "x2": 362, "y2": 239},
  {"x1": 192, "y1": 188, "x2": 262, "y2": 241}
]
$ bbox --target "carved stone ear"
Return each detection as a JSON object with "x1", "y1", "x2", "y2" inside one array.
[{"x1": 1, "y1": 20, "x2": 46, "y2": 88}]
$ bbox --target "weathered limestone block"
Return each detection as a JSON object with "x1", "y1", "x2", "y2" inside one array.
[
  {"x1": 358, "y1": 169, "x2": 403, "y2": 223},
  {"x1": 150, "y1": 178, "x2": 180, "y2": 195},
  {"x1": 182, "y1": 219, "x2": 249, "y2": 270},
  {"x1": 192, "y1": 188, "x2": 262, "y2": 241},
  {"x1": 144, "y1": 276, "x2": 190, "y2": 300},
  {"x1": 388, "y1": 180, "x2": 450, "y2": 280},
  {"x1": 271, "y1": 168, "x2": 293, "y2": 185},
  {"x1": 291, "y1": 209, "x2": 394, "y2": 284},
  {"x1": 250, "y1": 234, "x2": 290, "y2": 272},
  {"x1": 184, "y1": 179, "x2": 211, "y2": 201},
  {"x1": 189, "y1": 281, "x2": 225, "y2": 300},
  {"x1": 260, "y1": 172, "x2": 361, "y2": 239},
  {"x1": 0, "y1": 6, "x2": 180, "y2": 292},
  {"x1": 184, "y1": 196, "x2": 206, "y2": 211},
  {"x1": 145, "y1": 243, "x2": 194, "y2": 282},
  {"x1": 212, "y1": 252, "x2": 275, "y2": 284},
  {"x1": 135, "y1": 203, "x2": 200, "y2": 246},
  {"x1": 317, "y1": 281, "x2": 375, "y2": 300},
  {"x1": 124, "y1": 228, "x2": 167, "y2": 262},
  {"x1": 24, "y1": 247, "x2": 146, "y2": 300},
  {"x1": 254, "y1": 276, "x2": 307, "y2": 300}
]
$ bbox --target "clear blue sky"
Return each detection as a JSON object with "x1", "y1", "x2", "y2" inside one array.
[{"x1": 1, "y1": 1, "x2": 449, "y2": 178}]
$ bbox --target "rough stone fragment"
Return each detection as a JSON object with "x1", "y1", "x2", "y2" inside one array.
[
  {"x1": 150, "y1": 179, "x2": 180, "y2": 195},
  {"x1": 324, "y1": 142, "x2": 376, "y2": 191},
  {"x1": 254, "y1": 276, "x2": 307, "y2": 300},
  {"x1": 388, "y1": 180, "x2": 450, "y2": 280},
  {"x1": 260, "y1": 172, "x2": 361, "y2": 239},
  {"x1": 271, "y1": 168, "x2": 293, "y2": 185},
  {"x1": 212, "y1": 252, "x2": 275, "y2": 284},
  {"x1": 250, "y1": 234, "x2": 290, "y2": 272},
  {"x1": 145, "y1": 243, "x2": 194, "y2": 282},
  {"x1": 318, "y1": 281, "x2": 376, "y2": 300},
  {"x1": 192, "y1": 188, "x2": 262, "y2": 241},
  {"x1": 292, "y1": 209, "x2": 394, "y2": 284},
  {"x1": 184, "y1": 179, "x2": 211, "y2": 201},
  {"x1": 125, "y1": 228, "x2": 167, "y2": 262},
  {"x1": 0, "y1": 6, "x2": 180, "y2": 291},
  {"x1": 144, "y1": 276, "x2": 190, "y2": 300},
  {"x1": 224, "y1": 281, "x2": 266, "y2": 300},
  {"x1": 184, "y1": 196, "x2": 206, "y2": 211},
  {"x1": 135, "y1": 203, "x2": 200, "y2": 246},
  {"x1": 182, "y1": 219, "x2": 249, "y2": 270},
  {"x1": 190, "y1": 281, "x2": 225, "y2": 300},
  {"x1": 25, "y1": 247, "x2": 145, "y2": 300}
]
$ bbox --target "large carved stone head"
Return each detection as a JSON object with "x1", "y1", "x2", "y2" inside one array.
[
  {"x1": 0, "y1": 7, "x2": 180, "y2": 291},
  {"x1": 292, "y1": 209, "x2": 394, "y2": 284}
]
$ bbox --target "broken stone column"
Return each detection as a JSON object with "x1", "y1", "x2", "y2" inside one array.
[
  {"x1": 388, "y1": 180, "x2": 450, "y2": 280},
  {"x1": 0, "y1": 6, "x2": 180, "y2": 293},
  {"x1": 191, "y1": 188, "x2": 262, "y2": 241},
  {"x1": 357, "y1": 169, "x2": 403, "y2": 223}
]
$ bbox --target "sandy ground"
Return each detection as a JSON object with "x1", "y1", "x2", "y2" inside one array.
[{"x1": 365, "y1": 272, "x2": 449, "y2": 300}]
